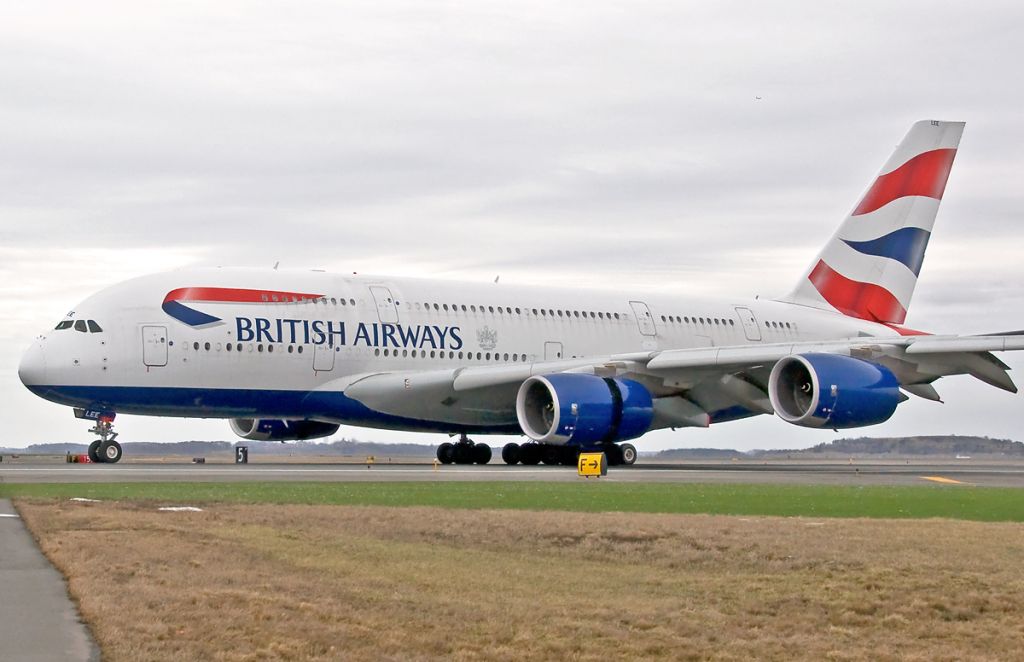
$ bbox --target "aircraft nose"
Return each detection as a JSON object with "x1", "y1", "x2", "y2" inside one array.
[{"x1": 18, "y1": 340, "x2": 48, "y2": 387}]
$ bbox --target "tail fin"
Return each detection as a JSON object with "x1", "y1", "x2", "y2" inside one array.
[{"x1": 782, "y1": 120, "x2": 965, "y2": 324}]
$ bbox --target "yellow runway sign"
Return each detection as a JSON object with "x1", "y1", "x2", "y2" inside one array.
[{"x1": 578, "y1": 452, "x2": 607, "y2": 477}]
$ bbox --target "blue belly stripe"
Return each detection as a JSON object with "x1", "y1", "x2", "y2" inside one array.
[{"x1": 25, "y1": 384, "x2": 521, "y2": 435}]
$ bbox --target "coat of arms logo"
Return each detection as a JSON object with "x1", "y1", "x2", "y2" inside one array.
[{"x1": 476, "y1": 326, "x2": 498, "y2": 350}]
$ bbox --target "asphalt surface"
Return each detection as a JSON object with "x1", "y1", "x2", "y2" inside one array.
[
  {"x1": 2, "y1": 459, "x2": 1023, "y2": 487},
  {"x1": 0, "y1": 499, "x2": 99, "y2": 662}
]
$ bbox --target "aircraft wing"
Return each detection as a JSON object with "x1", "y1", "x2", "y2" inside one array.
[{"x1": 325, "y1": 333, "x2": 1024, "y2": 428}]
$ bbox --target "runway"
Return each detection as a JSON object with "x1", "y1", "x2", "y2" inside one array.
[{"x1": 3, "y1": 459, "x2": 1024, "y2": 487}]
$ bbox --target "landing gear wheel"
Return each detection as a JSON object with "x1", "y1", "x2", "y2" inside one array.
[
  {"x1": 100, "y1": 440, "x2": 123, "y2": 464},
  {"x1": 501, "y1": 443, "x2": 521, "y2": 465},
  {"x1": 437, "y1": 442, "x2": 455, "y2": 464},
  {"x1": 453, "y1": 442, "x2": 474, "y2": 465},
  {"x1": 519, "y1": 443, "x2": 542, "y2": 465},
  {"x1": 473, "y1": 443, "x2": 492, "y2": 465},
  {"x1": 605, "y1": 444, "x2": 624, "y2": 466},
  {"x1": 540, "y1": 445, "x2": 560, "y2": 465},
  {"x1": 560, "y1": 447, "x2": 580, "y2": 466},
  {"x1": 87, "y1": 440, "x2": 103, "y2": 463},
  {"x1": 620, "y1": 443, "x2": 637, "y2": 466}
]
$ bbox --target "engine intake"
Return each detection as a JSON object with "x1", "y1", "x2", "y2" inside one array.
[
  {"x1": 768, "y1": 353, "x2": 900, "y2": 429},
  {"x1": 516, "y1": 373, "x2": 654, "y2": 445},
  {"x1": 229, "y1": 418, "x2": 339, "y2": 441}
]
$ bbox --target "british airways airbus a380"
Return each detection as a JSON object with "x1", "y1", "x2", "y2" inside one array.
[{"x1": 18, "y1": 121, "x2": 1024, "y2": 465}]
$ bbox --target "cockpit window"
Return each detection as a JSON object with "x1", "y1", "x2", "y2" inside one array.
[
  {"x1": 55, "y1": 320, "x2": 73, "y2": 330},
  {"x1": 74, "y1": 320, "x2": 87, "y2": 332},
  {"x1": 87, "y1": 320, "x2": 102, "y2": 333}
]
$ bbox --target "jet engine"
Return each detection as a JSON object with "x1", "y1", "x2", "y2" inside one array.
[
  {"x1": 516, "y1": 373, "x2": 654, "y2": 445},
  {"x1": 768, "y1": 353, "x2": 901, "y2": 429},
  {"x1": 229, "y1": 418, "x2": 340, "y2": 441}
]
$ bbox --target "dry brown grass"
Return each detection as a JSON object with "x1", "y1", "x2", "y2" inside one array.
[{"x1": 16, "y1": 499, "x2": 1024, "y2": 661}]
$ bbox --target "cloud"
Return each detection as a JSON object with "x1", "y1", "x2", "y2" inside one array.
[{"x1": 3, "y1": 1, "x2": 1024, "y2": 449}]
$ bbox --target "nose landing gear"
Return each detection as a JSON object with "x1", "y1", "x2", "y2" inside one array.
[{"x1": 86, "y1": 418, "x2": 122, "y2": 464}]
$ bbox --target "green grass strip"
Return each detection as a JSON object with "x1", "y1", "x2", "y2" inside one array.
[{"x1": 3, "y1": 481, "x2": 1023, "y2": 521}]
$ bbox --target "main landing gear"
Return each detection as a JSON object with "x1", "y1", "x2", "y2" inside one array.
[
  {"x1": 437, "y1": 434, "x2": 492, "y2": 465},
  {"x1": 86, "y1": 419, "x2": 122, "y2": 464},
  {"x1": 501, "y1": 442, "x2": 638, "y2": 466}
]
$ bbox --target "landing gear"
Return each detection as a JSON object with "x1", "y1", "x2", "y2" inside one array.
[
  {"x1": 519, "y1": 443, "x2": 542, "y2": 465},
  {"x1": 100, "y1": 440, "x2": 123, "y2": 463},
  {"x1": 620, "y1": 443, "x2": 637, "y2": 466},
  {"x1": 437, "y1": 434, "x2": 491, "y2": 465},
  {"x1": 87, "y1": 418, "x2": 121, "y2": 464},
  {"x1": 501, "y1": 443, "x2": 521, "y2": 465},
  {"x1": 502, "y1": 442, "x2": 579, "y2": 466},
  {"x1": 604, "y1": 444, "x2": 624, "y2": 466}
]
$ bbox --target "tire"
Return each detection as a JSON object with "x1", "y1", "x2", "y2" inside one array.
[
  {"x1": 501, "y1": 443, "x2": 521, "y2": 465},
  {"x1": 519, "y1": 443, "x2": 542, "y2": 465},
  {"x1": 559, "y1": 447, "x2": 580, "y2": 466},
  {"x1": 605, "y1": 444, "x2": 623, "y2": 466},
  {"x1": 437, "y1": 442, "x2": 455, "y2": 464},
  {"x1": 453, "y1": 443, "x2": 473, "y2": 465},
  {"x1": 100, "y1": 440, "x2": 123, "y2": 464},
  {"x1": 541, "y1": 445, "x2": 563, "y2": 465},
  {"x1": 620, "y1": 443, "x2": 637, "y2": 466},
  {"x1": 88, "y1": 440, "x2": 103, "y2": 463},
  {"x1": 473, "y1": 443, "x2": 492, "y2": 465}
]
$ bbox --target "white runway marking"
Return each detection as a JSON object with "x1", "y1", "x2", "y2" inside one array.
[{"x1": 0, "y1": 513, "x2": 20, "y2": 518}]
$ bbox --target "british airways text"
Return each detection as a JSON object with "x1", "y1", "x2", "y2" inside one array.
[{"x1": 235, "y1": 318, "x2": 463, "y2": 350}]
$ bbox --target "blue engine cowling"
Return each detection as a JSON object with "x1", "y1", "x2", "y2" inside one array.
[
  {"x1": 768, "y1": 354, "x2": 901, "y2": 429},
  {"x1": 515, "y1": 373, "x2": 654, "y2": 445},
  {"x1": 229, "y1": 418, "x2": 340, "y2": 441}
]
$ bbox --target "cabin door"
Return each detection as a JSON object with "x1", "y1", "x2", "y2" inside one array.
[
  {"x1": 142, "y1": 325, "x2": 168, "y2": 367},
  {"x1": 734, "y1": 307, "x2": 762, "y2": 342},
  {"x1": 629, "y1": 301, "x2": 657, "y2": 336},
  {"x1": 544, "y1": 341, "x2": 563, "y2": 361},
  {"x1": 369, "y1": 286, "x2": 400, "y2": 323},
  {"x1": 313, "y1": 343, "x2": 335, "y2": 372}
]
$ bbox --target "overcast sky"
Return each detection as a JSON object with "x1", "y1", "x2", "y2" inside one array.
[{"x1": 3, "y1": 1, "x2": 1024, "y2": 451}]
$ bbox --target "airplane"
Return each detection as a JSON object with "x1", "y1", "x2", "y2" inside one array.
[{"x1": 18, "y1": 120, "x2": 1024, "y2": 465}]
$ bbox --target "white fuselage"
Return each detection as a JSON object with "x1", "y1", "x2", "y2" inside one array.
[{"x1": 19, "y1": 267, "x2": 897, "y2": 435}]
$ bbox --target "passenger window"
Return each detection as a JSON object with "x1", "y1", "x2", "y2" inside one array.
[
  {"x1": 74, "y1": 320, "x2": 87, "y2": 332},
  {"x1": 55, "y1": 320, "x2": 73, "y2": 330}
]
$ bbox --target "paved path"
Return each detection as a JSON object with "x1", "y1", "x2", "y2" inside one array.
[{"x1": 0, "y1": 499, "x2": 99, "y2": 661}]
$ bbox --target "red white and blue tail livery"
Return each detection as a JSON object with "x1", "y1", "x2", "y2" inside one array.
[
  {"x1": 784, "y1": 120, "x2": 963, "y2": 324},
  {"x1": 18, "y1": 120, "x2": 1024, "y2": 465}
]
